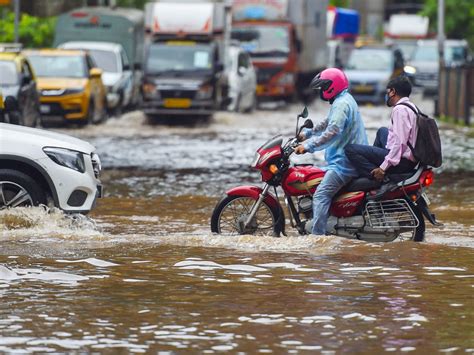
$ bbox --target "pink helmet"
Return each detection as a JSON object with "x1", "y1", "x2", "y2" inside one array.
[{"x1": 310, "y1": 68, "x2": 349, "y2": 101}]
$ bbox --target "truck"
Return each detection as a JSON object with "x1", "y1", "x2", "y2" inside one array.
[
  {"x1": 231, "y1": 0, "x2": 328, "y2": 102},
  {"x1": 142, "y1": 0, "x2": 231, "y2": 119},
  {"x1": 54, "y1": 7, "x2": 145, "y2": 109},
  {"x1": 384, "y1": 14, "x2": 430, "y2": 61}
]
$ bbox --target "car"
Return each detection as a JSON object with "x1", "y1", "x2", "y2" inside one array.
[
  {"x1": 344, "y1": 45, "x2": 405, "y2": 104},
  {"x1": 405, "y1": 39, "x2": 472, "y2": 95},
  {"x1": 0, "y1": 102, "x2": 102, "y2": 213},
  {"x1": 23, "y1": 49, "x2": 107, "y2": 125},
  {"x1": 58, "y1": 41, "x2": 135, "y2": 115},
  {"x1": 0, "y1": 45, "x2": 41, "y2": 127},
  {"x1": 226, "y1": 45, "x2": 257, "y2": 112}
]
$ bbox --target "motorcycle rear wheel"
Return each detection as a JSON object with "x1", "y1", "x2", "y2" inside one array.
[{"x1": 211, "y1": 195, "x2": 281, "y2": 236}]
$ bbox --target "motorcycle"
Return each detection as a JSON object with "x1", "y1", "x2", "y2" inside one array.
[{"x1": 211, "y1": 107, "x2": 439, "y2": 242}]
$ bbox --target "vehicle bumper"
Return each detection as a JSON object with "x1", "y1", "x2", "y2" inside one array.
[
  {"x1": 39, "y1": 93, "x2": 88, "y2": 121},
  {"x1": 256, "y1": 83, "x2": 295, "y2": 98},
  {"x1": 36, "y1": 153, "x2": 102, "y2": 213},
  {"x1": 141, "y1": 99, "x2": 215, "y2": 116}
]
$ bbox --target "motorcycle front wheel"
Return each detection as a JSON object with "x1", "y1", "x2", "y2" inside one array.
[{"x1": 210, "y1": 195, "x2": 282, "y2": 236}]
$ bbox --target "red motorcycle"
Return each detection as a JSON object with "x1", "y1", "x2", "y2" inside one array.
[{"x1": 211, "y1": 107, "x2": 439, "y2": 242}]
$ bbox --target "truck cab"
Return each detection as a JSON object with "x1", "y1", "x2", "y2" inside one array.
[{"x1": 142, "y1": 1, "x2": 230, "y2": 118}]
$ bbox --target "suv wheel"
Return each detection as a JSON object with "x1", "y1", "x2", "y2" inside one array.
[{"x1": 0, "y1": 169, "x2": 46, "y2": 209}]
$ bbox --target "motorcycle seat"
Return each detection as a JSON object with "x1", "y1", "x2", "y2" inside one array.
[{"x1": 345, "y1": 177, "x2": 381, "y2": 192}]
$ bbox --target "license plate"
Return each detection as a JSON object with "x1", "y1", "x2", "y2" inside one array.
[
  {"x1": 353, "y1": 85, "x2": 374, "y2": 93},
  {"x1": 163, "y1": 98, "x2": 191, "y2": 108},
  {"x1": 40, "y1": 104, "x2": 50, "y2": 113},
  {"x1": 256, "y1": 85, "x2": 264, "y2": 95},
  {"x1": 421, "y1": 192, "x2": 430, "y2": 205}
]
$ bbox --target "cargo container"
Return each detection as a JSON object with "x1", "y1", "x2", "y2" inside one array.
[{"x1": 231, "y1": 0, "x2": 328, "y2": 102}]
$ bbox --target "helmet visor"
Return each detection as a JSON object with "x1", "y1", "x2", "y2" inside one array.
[{"x1": 310, "y1": 77, "x2": 332, "y2": 91}]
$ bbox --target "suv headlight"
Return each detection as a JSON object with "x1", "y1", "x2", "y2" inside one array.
[{"x1": 43, "y1": 147, "x2": 85, "y2": 173}]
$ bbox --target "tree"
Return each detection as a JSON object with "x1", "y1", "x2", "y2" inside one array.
[
  {"x1": 0, "y1": 10, "x2": 56, "y2": 48},
  {"x1": 420, "y1": 0, "x2": 474, "y2": 49}
]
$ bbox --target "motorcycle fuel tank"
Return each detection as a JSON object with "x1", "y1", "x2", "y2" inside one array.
[{"x1": 283, "y1": 165, "x2": 325, "y2": 196}]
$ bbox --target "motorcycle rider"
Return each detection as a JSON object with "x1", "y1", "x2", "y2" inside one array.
[{"x1": 295, "y1": 68, "x2": 368, "y2": 235}]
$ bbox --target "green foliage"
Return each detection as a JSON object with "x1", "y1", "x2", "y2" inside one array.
[
  {"x1": 329, "y1": 0, "x2": 350, "y2": 7},
  {"x1": 421, "y1": 0, "x2": 474, "y2": 49},
  {"x1": 115, "y1": 0, "x2": 148, "y2": 9},
  {"x1": 0, "y1": 10, "x2": 56, "y2": 48}
]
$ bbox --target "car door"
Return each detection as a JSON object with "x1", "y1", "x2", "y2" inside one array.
[
  {"x1": 120, "y1": 48, "x2": 133, "y2": 107},
  {"x1": 237, "y1": 51, "x2": 254, "y2": 108}
]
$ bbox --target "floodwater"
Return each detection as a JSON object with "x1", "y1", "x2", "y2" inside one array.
[{"x1": 1, "y1": 101, "x2": 473, "y2": 353}]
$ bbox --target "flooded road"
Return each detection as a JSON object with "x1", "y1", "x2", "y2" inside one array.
[{"x1": 1, "y1": 101, "x2": 473, "y2": 352}]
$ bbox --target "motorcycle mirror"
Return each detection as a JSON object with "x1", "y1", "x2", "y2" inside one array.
[
  {"x1": 303, "y1": 118, "x2": 313, "y2": 129},
  {"x1": 298, "y1": 106, "x2": 308, "y2": 119}
]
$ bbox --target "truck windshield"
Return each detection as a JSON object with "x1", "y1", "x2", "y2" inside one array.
[
  {"x1": 346, "y1": 49, "x2": 393, "y2": 71},
  {"x1": 27, "y1": 55, "x2": 87, "y2": 78},
  {"x1": 146, "y1": 43, "x2": 213, "y2": 74},
  {"x1": 0, "y1": 61, "x2": 18, "y2": 85},
  {"x1": 88, "y1": 50, "x2": 119, "y2": 73},
  {"x1": 233, "y1": 26, "x2": 290, "y2": 57},
  {"x1": 412, "y1": 45, "x2": 467, "y2": 64}
]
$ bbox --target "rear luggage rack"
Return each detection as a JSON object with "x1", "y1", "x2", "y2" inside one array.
[{"x1": 364, "y1": 199, "x2": 419, "y2": 231}]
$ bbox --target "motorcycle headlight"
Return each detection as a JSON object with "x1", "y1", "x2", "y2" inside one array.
[
  {"x1": 250, "y1": 152, "x2": 260, "y2": 168},
  {"x1": 43, "y1": 147, "x2": 85, "y2": 173},
  {"x1": 196, "y1": 84, "x2": 213, "y2": 100}
]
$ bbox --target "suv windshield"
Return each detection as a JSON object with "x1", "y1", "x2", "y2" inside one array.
[
  {"x1": 146, "y1": 43, "x2": 213, "y2": 74},
  {"x1": 412, "y1": 45, "x2": 467, "y2": 63},
  {"x1": 346, "y1": 49, "x2": 393, "y2": 71},
  {"x1": 233, "y1": 26, "x2": 290, "y2": 57},
  {"x1": 87, "y1": 49, "x2": 119, "y2": 73},
  {"x1": 0, "y1": 61, "x2": 18, "y2": 85},
  {"x1": 27, "y1": 55, "x2": 87, "y2": 78}
]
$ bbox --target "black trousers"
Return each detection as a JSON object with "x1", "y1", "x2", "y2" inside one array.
[{"x1": 345, "y1": 127, "x2": 417, "y2": 179}]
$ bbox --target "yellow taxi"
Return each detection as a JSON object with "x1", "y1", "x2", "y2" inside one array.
[
  {"x1": 0, "y1": 49, "x2": 41, "y2": 127},
  {"x1": 23, "y1": 49, "x2": 107, "y2": 125}
]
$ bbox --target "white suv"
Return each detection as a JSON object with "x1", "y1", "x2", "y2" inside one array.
[{"x1": 0, "y1": 122, "x2": 102, "y2": 213}]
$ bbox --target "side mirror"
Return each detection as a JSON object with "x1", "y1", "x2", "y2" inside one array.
[
  {"x1": 89, "y1": 67, "x2": 102, "y2": 78},
  {"x1": 4, "y1": 96, "x2": 19, "y2": 112},
  {"x1": 238, "y1": 66, "x2": 246, "y2": 76},
  {"x1": 303, "y1": 118, "x2": 313, "y2": 129},
  {"x1": 21, "y1": 75, "x2": 32, "y2": 85},
  {"x1": 134, "y1": 63, "x2": 142, "y2": 70},
  {"x1": 298, "y1": 106, "x2": 308, "y2": 119},
  {"x1": 123, "y1": 64, "x2": 131, "y2": 71}
]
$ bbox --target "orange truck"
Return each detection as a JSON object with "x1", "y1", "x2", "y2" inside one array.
[{"x1": 231, "y1": 0, "x2": 328, "y2": 102}]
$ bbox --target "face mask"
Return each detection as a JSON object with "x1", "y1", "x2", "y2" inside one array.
[{"x1": 385, "y1": 91, "x2": 393, "y2": 107}]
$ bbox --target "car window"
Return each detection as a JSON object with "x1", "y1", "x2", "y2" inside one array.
[
  {"x1": 86, "y1": 54, "x2": 96, "y2": 70},
  {"x1": 27, "y1": 55, "x2": 88, "y2": 78},
  {"x1": 0, "y1": 60, "x2": 18, "y2": 85},
  {"x1": 88, "y1": 49, "x2": 119, "y2": 72},
  {"x1": 238, "y1": 52, "x2": 249, "y2": 69},
  {"x1": 346, "y1": 49, "x2": 393, "y2": 71}
]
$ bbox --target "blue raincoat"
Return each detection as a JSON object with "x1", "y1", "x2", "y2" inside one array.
[{"x1": 302, "y1": 89, "x2": 368, "y2": 178}]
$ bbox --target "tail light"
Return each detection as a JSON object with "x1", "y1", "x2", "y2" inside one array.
[{"x1": 422, "y1": 170, "x2": 434, "y2": 187}]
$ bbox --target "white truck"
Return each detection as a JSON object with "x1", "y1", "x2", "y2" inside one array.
[
  {"x1": 142, "y1": 0, "x2": 231, "y2": 118},
  {"x1": 231, "y1": 0, "x2": 328, "y2": 102}
]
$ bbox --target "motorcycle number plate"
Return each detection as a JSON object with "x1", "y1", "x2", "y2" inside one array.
[{"x1": 421, "y1": 192, "x2": 431, "y2": 205}]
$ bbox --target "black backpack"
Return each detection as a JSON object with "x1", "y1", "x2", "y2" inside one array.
[{"x1": 396, "y1": 102, "x2": 442, "y2": 168}]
